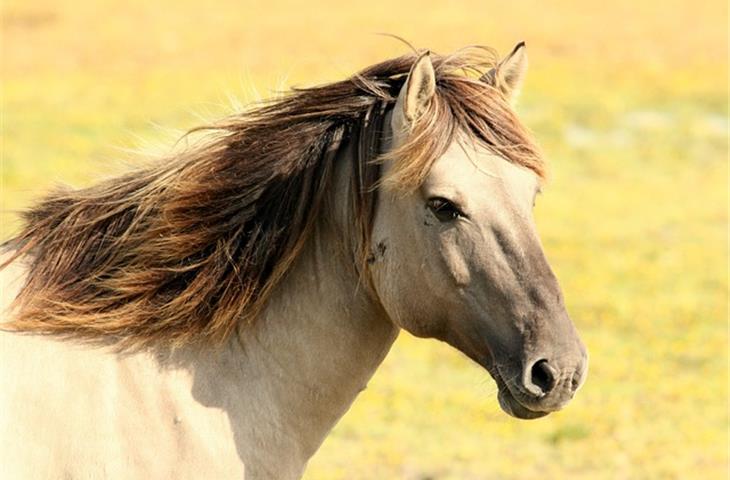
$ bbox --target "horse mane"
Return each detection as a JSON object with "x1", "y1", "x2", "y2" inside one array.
[{"x1": 1, "y1": 46, "x2": 544, "y2": 349}]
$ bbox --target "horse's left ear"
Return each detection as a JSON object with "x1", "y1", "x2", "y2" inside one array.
[
  {"x1": 393, "y1": 51, "x2": 436, "y2": 132},
  {"x1": 481, "y1": 42, "x2": 528, "y2": 104}
]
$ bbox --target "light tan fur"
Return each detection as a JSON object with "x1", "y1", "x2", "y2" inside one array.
[{"x1": 0, "y1": 44, "x2": 587, "y2": 479}]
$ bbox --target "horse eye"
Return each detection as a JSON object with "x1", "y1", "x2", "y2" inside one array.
[{"x1": 427, "y1": 197, "x2": 463, "y2": 222}]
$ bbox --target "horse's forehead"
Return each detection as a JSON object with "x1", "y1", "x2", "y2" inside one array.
[{"x1": 427, "y1": 141, "x2": 539, "y2": 200}]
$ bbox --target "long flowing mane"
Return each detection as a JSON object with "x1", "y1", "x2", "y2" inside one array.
[{"x1": 1, "y1": 46, "x2": 544, "y2": 349}]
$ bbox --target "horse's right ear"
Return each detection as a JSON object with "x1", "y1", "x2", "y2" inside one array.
[
  {"x1": 481, "y1": 42, "x2": 528, "y2": 104},
  {"x1": 392, "y1": 51, "x2": 436, "y2": 132}
]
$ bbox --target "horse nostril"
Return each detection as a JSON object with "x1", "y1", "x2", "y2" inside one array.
[{"x1": 528, "y1": 359, "x2": 556, "y2": 396}]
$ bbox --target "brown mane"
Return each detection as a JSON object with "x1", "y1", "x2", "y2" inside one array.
[{"x1": 1, "y1": 46, "x2": 544, "y2": 349}]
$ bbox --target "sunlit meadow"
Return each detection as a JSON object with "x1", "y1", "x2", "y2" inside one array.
[{"x1": 1, "y1": 1, "x2": 727, "y2": 478}]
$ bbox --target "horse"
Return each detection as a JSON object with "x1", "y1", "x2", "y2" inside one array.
[{"x1": 0, "y1": 43, "x2": 588, "y2": 479}]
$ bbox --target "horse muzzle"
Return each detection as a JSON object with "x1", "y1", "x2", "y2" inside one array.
[{"x1": 495, "y1": 352, "x2": 588, "y2": 419}]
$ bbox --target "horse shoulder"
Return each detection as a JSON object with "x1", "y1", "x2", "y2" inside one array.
[{"x1": 0, "y1": 260, "x2": 246, "y2": 478}]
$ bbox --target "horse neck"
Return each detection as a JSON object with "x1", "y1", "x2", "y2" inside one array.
[{"x1": 200, "y1": 139, "x2": 399, "y2": 470}]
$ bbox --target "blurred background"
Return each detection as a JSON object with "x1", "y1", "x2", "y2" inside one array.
[{"x1": 1, "y1": 0, "x2": 727, "y2": 478}]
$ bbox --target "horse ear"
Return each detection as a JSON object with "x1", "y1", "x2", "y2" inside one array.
[
  {"x1": 393, "y1": 51, "x2": 436, "y2": 131},
  {"x1": 481, "y1": 42, "x2": 528, "y2": 104}
]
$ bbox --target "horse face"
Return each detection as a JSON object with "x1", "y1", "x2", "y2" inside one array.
[{"x1": 369, "y1": 48, "x2": 587, "y2": 419}]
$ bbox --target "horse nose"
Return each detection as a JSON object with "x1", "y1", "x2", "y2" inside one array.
[{"x1": 523, "y1": 358, "x2": 558, "y2": 397}]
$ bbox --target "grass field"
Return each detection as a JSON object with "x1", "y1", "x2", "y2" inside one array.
[{"x1": 1, "y1": 1, "x2": 728, "y2": 478}]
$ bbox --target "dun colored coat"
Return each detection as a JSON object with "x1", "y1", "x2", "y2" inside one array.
[{"x1": 1, "y1": 44, "x2": 587, "y2": 479}]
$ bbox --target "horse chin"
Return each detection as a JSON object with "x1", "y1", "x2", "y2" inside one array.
[
  {"x1": 497, "y1": 389, "x2": 550, "y2": 420},
  {"x1": 479, "y1": 355, "x2": 550, "y2": 420},
  {"x1": 471, "y1": 346, "x2": 552, "y2": 420}
]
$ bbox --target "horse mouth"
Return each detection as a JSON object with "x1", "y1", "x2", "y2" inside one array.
[
  {"x1": 496, "y1": 388, "x2": 549, "y2": 420},
  {"x1": 487, "y1": 364, "x2": 550, "y2": 420},
  {"x1": 467, "y1": 342, "x2": 561, "y2": 420}
]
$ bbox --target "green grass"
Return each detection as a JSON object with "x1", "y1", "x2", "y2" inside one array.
[{"x1": 2, "y1": 0, "x2": 727, "y2": 478}]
